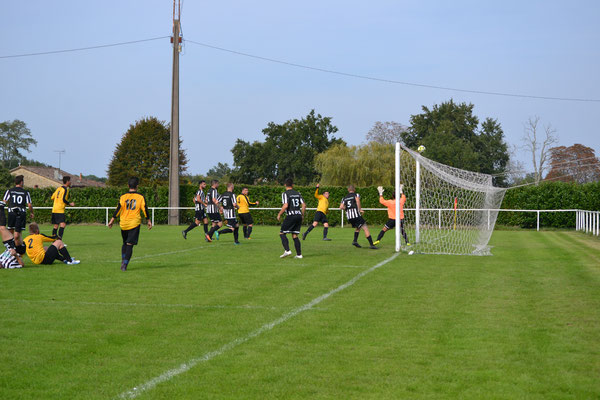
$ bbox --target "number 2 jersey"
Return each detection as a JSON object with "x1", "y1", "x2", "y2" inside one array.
[
  {"x1": 281, "y1": 189, "x2": 304, "y2": 216},
  {"x1": 3, "y1": 187, "x2": 32, "y2": 213},
  {"x1": 113, "y1": 191, "x2": 149, "y2": 230}
]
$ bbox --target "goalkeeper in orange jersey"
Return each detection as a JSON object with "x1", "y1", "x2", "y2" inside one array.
[
  {"x1": 373, "y1": 185, "x2": 410, "y2": 246},
  {"x1": 302, "y1": 183, "x2": 331, "y2": 241},
  {"x1": 108, "y1": 177, "x2": 152, "y2": 271}
]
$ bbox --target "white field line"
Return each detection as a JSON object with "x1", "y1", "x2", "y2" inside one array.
[
  {"x1": 117, "y1": 252, "x2": 400, "y2": 399},
  {"x1": 108, "y1": 246, "x2": 207, "y2": 263},
  {"x1": 0, "y1": 298, "x2": 281, "y2": 311}
]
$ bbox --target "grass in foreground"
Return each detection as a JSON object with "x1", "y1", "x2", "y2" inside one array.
[{"x1": 1, "y1": 225, "x2": 599, "y2": 399}]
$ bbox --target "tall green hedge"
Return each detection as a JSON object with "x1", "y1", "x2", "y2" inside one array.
[{"x1": 25, "y1": 181, "x2": 600, "y2": 228}]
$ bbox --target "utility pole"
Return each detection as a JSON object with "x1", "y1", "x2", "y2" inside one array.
[
  {"x1": 168, "y1": 0, "x2": 182, "y2": 225},
  {"x1": 54, "y1": 149, "x2": 66, "y2": 177}
]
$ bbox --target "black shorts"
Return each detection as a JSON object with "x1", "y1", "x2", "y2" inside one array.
[
  {"x1": 207, "y1": 213, "x2": 222, "y2": 223},
  {"x1": 194, "y1": 210, "x2": 206, "y2": 221},
  {"x1": 280, "y1": 215, "x2": 303, "y2": 234},
  {"x1": 121, "y1": 225, "x2": 141, "y2": 245},
  {"x1": 7, "y1": 212, "x2": 26, "y2": 232},
  {"x1": 225, "y1": 218, "x2": 239, "y2": 228},
  {"x1": 349, "y1": 216, "x2": 366, "y2": 229},
  {"x1": 238, "y1": 213, "x2": 253, "y2": 225},
  {"x1": 0, "y1": 208, "x2": 6, "y2": 227},
  {"x1": 41, "y1": 245, "x2": 62, "y2": 265},
  {"x1": 51, "y1": 213, "x2": 66, "y2": 225},
  {"x1": 384, "y1": 218, "x2": 396, "y2": 230},
  {"x1": 313, "y1": 211, "x2": 328, "y2": 224}
]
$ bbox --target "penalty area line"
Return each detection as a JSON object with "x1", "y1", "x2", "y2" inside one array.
[{"x1": 117, "y1": 252, "x2": 400, "y2": 399}]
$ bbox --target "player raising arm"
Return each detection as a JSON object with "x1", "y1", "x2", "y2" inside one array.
[
  {"x1": 373, "y1": 185, "x2": 410, "y2": 246},
  {"x1": 108, "y1": 177, "x2": 152, "y2": 271},
  {"x1": 302, "y1": 183, "x2": 331, "y2": 241}
]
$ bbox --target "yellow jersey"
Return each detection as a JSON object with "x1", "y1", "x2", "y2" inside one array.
[
  {"x1": 315, "y1": 188, "x2": 329, "y2": 214},
  {"x1": 24, "y1": 233, "x2": 55, "y2": 265},
  {"x1": 51, "y1": 185, "x2": 70, "y2": 213},
  {"x1": 113, "y1": 191, "x2": 149, "y2": 230},
  {"x1": 236, "y1": 194, "x2": 257, "y2": 214}
]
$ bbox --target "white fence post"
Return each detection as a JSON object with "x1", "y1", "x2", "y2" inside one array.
[
  {"x1": 105, "y1": 207, "x2": 109, "y2": 226},
  {"x1": 438, "y1": 209, "x2": 442, "y2": 229}
]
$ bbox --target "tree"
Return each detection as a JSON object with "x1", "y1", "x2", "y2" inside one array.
[
  {"x1": 366, "y1": 121, "x2": 407, "y2": 144},
  {"x1": 521, "y1": 116, "x2": 558, "y2": 185},
  {"x1": 401, "y1": 100, "x2": 510, "y2": 184},
  {"x1": 0, "y1": 166, "x2": 13, "y2": 187},
  {"x1": 231, "y1": 110, "x2": 343, "y2": 184},
  {"x1": 0, "y1": 120, "x2": 38, "y2": 168},
  {"x1": 545, "y1": 144, "x2": 600, "y2": 183},
  {"x1": 315, "y1": 142, "x2": 396, "y2": 186},
  {"x1": 206, "y1": 162, "x2": 233, "y2": 181},
  {"x1": 107, "y1": 117, "x2": 188, "y2": 186}
]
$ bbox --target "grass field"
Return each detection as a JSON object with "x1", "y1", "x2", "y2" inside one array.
[{"x1": 1, "y1": 225, "x2": 599, "y2": 399}]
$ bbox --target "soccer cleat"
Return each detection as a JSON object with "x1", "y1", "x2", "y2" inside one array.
[
  {"x1": 234, "y1": 241, "x2": 241, "y2": 245},
  {"x1": 120, "y1": 262, "x2": 127, "y2": 271},
  {"x1": 302, "y1": 232, "x2": 308, "y2": 241},
  {"x1": 406, "y1": 242, "x2": 411, "y2": 246},
  {"x1": 369, "y1": 245, "x2": 379, "y2": 250},
  {"x1": 67, "y1": 259, "x2": 81, "y2": 265},
  {"x1": 182, "y1": 230, "x2": 187, "y2": 239},
  {"x1": 322, "y1": 238, "x2": 332, "y2": 241},
  {"x1": 373, "y1": 240, "x2": 380, "y2": 245},
  {"x1": 205, "y1": 234, "x2": 212, "y2": 242},
  {"x1": 215, "y1": 231, "x2": 220, "y2": 240},
  {"x1": 294, "y1": 255, "x2": 303, "y2": 259},
  {"x1": 352, "y1": 242, "x2": 362, "y2": 248},
  {"x1": 280, "y1": 250, "x2": 292, "y2": 258}
]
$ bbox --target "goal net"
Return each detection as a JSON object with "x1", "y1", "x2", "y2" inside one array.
[{"x1": 394, "y1": 143, "x2": 507, "y2": 255}]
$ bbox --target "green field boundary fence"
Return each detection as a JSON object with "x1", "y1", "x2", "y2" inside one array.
[{"x1": 28, "y1": 207, "x2": 598, "y2": 236}]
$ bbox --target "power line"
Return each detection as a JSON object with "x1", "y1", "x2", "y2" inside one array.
[
  {"x1": 185, "y1": 39, "x2": 600, "y2": 103},
  {"x1": 0, "y1": 36, "x2": 170, "y2": 59}
]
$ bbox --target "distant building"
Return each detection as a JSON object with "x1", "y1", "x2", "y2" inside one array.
[{"x1": 9, "y1": 166, "x2": 107, "y2": 188}]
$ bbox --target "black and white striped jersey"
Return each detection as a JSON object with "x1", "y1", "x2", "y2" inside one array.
[
  {"x1": 281, "y1": 189, "x2": 304, "y2": 216},
  {"x1": 342, "y1": 193, "x2": 361, "y2": 219},
  {"x1": 194, "y1": 189, "x2": 206, "y2": 212},
  {"x1": 219, "y1": 191, "x2": 237, "y2": 220},
  {"x1": 206, "y1": 187, "x2": 219, "y2": 214},
  {"x1": 0, "y1": 250, "x2": 21, "y2": 269},
  {"x1": 3, "y1": 187, "x2": 32, "y2": 213}
]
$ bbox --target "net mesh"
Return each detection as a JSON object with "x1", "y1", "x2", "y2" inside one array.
[{"x1": 399, "y1": 144, "x2": 507, "y2": 255}]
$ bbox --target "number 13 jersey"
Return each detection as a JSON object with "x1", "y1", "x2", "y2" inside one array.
[{"x1": 282, "y1": 189, "x2": 304, "y2": 216}]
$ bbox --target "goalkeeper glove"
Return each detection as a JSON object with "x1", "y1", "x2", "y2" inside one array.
[
  {"x1": 377, "y1": 186, "x2": 384, "y2": 196},
  {"x1": 399, "y1": 184, "x2": 404, "y2": 194}
]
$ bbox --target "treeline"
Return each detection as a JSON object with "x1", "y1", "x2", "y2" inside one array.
[{"x1": 27, "y1": 181, "x2": 600, "y2": 228}]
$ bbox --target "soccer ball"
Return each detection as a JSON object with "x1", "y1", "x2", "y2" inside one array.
[
  {"x1": 408, "y1": 250, "x2": 415, "y2": 255},
  {"x1": 417, "y1": 145, "x2": 426, "y2": 153}
]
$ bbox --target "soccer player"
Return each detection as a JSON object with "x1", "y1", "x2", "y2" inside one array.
[
  {"x1": 50, "y1": 176, "x2": 75, "y2": 239},
  {"x1": 277, "y1": 178, "x2": 306, "y2": 259},
  {"x1": 217, "y1": 183, "x2": 241, "y2": 244},
  {"x1": 3, "y1": 175, "x2": 34, "y2": 249},
  {"x1": 236, "y1": 187, "x2": 259, "y2": 239},
  {"x1": 340, "y1": 185, "x2": 378, "y2": 249},
  {"x1": 205, "y1": 179, "x2": 223, "y2": 241},
  {"x1": 0, "y1": 248, "x2": 24, "y2": 269},
  {"x1": 373, "y1": 185, "x2": 410, "y2": 246},
  {"x1": 0, "y1": 202, "x2": 18, "y2": 253},
  {"x1": 108, "y1": 177, "x2": 152, "y2": 271},
  {"x1": 302, "y1": 183, "x2": 331, "y2": 241},
  {"x1": 182, "y1": 180, "x2": 210, "y2": 240},
  {"x1": 24, "y1": 223, "x2": 80, "y2": 265}
]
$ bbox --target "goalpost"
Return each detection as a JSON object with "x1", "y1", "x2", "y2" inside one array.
[{"x1": 394, "y1": 143, "x2": 507, "y2": 255}]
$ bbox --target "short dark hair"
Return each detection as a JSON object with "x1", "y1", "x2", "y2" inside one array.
[
  {"x1": 63, "y1": 176, "x2": 71, "y2": 184},
  {"x1": 211, "y1": 179, "x2": 219, "y2": 186},
  {"x1": 227, "y1": 182, "x2": 234, "y2": 190},
  {"x1": 128, "y1": 177, "x2": 139, "y2": 189},
  {"x1": 199, "y1": 180, "x2": 206, "y2": 185},
  {"x1": 14, "y1": 175, "x2": 24, "y2": 185},
  {"x1": 284, "y1": 178, "x2": 293, "y2": 187},
  {"x1": 347, "y1": 185, "x2": 355, "y2": 192},
  {"x1": 29, "y1": 223, "x2": 40, "y2": 234}
]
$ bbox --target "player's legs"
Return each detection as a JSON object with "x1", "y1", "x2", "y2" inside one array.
[
  {"x1": 120, "y1": 226, "x2": 140, "y2": 271},
  {"x1": 400, "y1": 219, "x2": 410, "y2": 244},
  {"x1": 361, "y1": 224, "x2": 377, "y2": 248}
]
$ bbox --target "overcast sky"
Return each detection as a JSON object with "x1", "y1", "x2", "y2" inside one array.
[{"x1": 1, "y1": 0, "x2": 598, "y2": 178}]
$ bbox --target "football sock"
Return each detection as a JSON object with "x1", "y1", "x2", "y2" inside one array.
[
  {"x1": 58, "y1": 227, "x2": 65, "y2": 239},
  {"x1": 52, "y1": 228, "x2": 57, "y2": 236},
  {"x1": 59, "y1": 246, "x2": 72, "y2": 261},
  {"x1": 16, "y1": 244, "x2": 26, "y2": 255},
  {"x1": 402, "y1": 229, "x2": 409, "y2": 243},
  {"x1": 233, "y1": 227, "x2": 239, "y2": 242},
  {"x1": 367, "y1": 235, "x2": 374, "y2": 246},
  {"x1": 323, "y1": 227, "x2": 328, "y2": 238},
  {"x1": 184, "y1": 222, "x2": 197, "y2": 233},
  {"x1": 353, "y1": 231, "x2": 359, "y2": 242},
  {"x1": 121, "y1": 244, "x2": 127, "y2": 260},
  {"x1": 123, "y1": 245, "x2": 133, "y2": 265},
  {"x1": 377, "y1": 230, "x2": 385, "y2": 241},
  {"x1": 293, "y1": 237, "x2": 301, "y2": 256},
  {"x1": 208, "y1": 226, "x2": 218, "y2": 238},
  {"x1": 203, "y1": 223, "x2": 209, "y2": 234},
  {"x1": 218, "y1": 228, "x2": 232, "y2": 235},
  {"x1": 3, "y1": 239, "x2": 15, "y2": 250},
  {"x1": 305, "y1": 225, "x2": 314, "y2": 235},
  {"x1": 280, "y1": 234, "x2": 290, "y2": 251},
  {"x1": 243, "y1": 226, "x2": 248, "y2": 238},
  {"x1": 247, "y1": 226, "x2": 253, "y2": 237}
]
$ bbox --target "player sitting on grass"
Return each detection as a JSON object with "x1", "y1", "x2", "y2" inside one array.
[
  {"x1": 340, "y1": 185, "x2": 377, "y2": 250},
  {"x1": 373, "y1": 185, "x2": 410, "y2": 246},
  {"x1": 24, "y1": 223, "x2": 80, "y2": 265},
  {"x1": 302, "y1": 183, "x2": 331, "y2": 241},
  {"x1": 0, "y1": 247, "x2": 24, "y2": 269}
]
